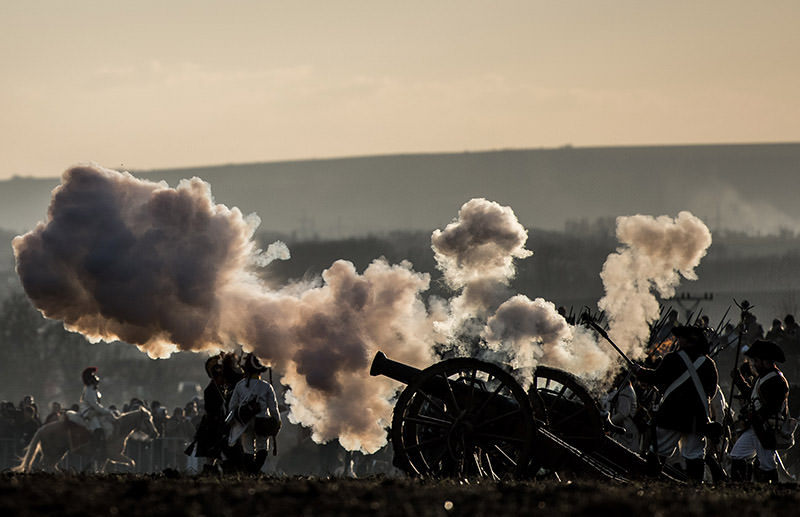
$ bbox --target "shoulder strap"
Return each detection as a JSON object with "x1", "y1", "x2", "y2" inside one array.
[{"x1": 676, "y1": 351, "x2": 711, "y2": 421}]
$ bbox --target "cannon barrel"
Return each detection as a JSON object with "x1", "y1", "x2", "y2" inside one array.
[
  {"x1": 370, "y1": 351, "x2": 462, "y2": 404},
  {"x1": 370, "y1": 351, "x2": 423, "y2": 384},
  {"x1": 370, "y1": 350, "x2": 524, "y2": 417}
]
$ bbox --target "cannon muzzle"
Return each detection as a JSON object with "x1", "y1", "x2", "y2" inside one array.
[{"x1": 370, "y1": 351, "x2": 424, "y2": 385}]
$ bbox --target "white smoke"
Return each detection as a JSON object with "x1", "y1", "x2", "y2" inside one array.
[
  {"x1": 483, "y1": 295, "x2": 611, "y2": 384},
  {"x1": 13, "y1": 164, "x2": 439, "y2": 453},
  {"x1": 597, "y1": 211, "x2": 712, "y2": 359},
  {"x1": 12, "y1": 164, "x2": 713, "y2": 451},
  {"x1": 430, "y1": 199, "x2": 611, "y2": 384},
  {"x1": 431, "y1": 198, "x2": 532, "y2": 338}
]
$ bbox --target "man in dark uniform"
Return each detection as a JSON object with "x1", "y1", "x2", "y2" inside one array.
[
  {"x1": 633, "y1": 325, "x2": 719, "y2": 482},
  {"x1": 729, "y1": 339, "x2": 791, "y2": 483},
  {"x1": 187, "y1": 354, "x2": 229, "y2": 471}
]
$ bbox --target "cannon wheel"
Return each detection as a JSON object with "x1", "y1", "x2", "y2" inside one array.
[
  {"x1": 529, "y1": 366, "x2": 606, "y2": 452},
  {"x1": 391, "y1": 357, "x2": 536, "y2": 479}
]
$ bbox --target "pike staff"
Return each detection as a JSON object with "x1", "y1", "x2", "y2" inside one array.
[
  {"x1": 725, "y1": 299, "x2": 753, "y2": 425},
  {"x1": 581, "y1": 312, "x2": 636, "y2": 370}
]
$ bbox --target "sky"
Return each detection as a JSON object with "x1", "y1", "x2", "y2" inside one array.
[{"x1": 1, "y1": 1, "x2": 799, "y2": 179}]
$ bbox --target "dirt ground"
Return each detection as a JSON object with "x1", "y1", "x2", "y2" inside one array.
[{"x1": 1, "y1": 473, "x2": 799, "y2": 517}]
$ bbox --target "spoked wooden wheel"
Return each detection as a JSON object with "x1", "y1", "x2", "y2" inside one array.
[
  {"x1": 530, "y1": 366, "x2": 606, "y2": 452},
  {"x1": 391, "y1": 357, "x2": 535, "y2": 479}
]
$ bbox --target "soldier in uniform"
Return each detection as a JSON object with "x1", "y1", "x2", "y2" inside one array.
[
  {"x1": 186, "y1": 354, "x2": 230, "y2": 471},
  {"x1": 78, "y1": 367, "x2": 116, "y2": 453},
  {"x1": 226, "y1": 353, "x2": 281, "y2": 474},
  {"x1": 729, "y1": 339, "x2": 791, "y2": 483},
  {"x1": 633, "y1": 325, "x2": 719, "y2": 482}
]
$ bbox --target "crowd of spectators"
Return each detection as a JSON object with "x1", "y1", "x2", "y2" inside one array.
[{"x1": 0, "y1": 394, "x2": 203, "y2": 471}]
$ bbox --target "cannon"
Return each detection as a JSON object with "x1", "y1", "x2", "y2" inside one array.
[{"x1": 371, "y1": 351, "x2": 680, "y2": 481}]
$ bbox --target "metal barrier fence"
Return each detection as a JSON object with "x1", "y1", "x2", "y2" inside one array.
[{"x1": 0, "y1": 437, "x2": 199, "y2": 473}]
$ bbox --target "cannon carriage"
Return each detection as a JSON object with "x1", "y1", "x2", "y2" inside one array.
[{"x1": 371, "y1": 351, "x2": 679, "y2": 482}]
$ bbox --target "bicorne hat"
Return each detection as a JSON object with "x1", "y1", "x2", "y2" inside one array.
[
  {"x1": 671, "y1": 325, "x2": 710, "y2": 353},
  {"x1": 242, "y1": 352, "x2": 268, "y2": 373},
  {"x1": 744, "y1": 339, "x2": 786, "y2": 363}
]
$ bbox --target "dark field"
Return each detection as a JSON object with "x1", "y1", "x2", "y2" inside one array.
[{"x1": 1, "y1": 474, "x2": 798, "y2": 517}]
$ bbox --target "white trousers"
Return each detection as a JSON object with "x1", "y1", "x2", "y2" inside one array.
[
  {"x1": 654, "y1": 427, "x2": 706, "y2": 460},
  {"x1": 729, "y1": 428, "x2": 777, "y2": 471},
  {"x1": 228, "y1": 421, "x2": 269, "y2": 455}
]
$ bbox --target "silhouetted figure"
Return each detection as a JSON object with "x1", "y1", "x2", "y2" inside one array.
[
  {"x1": 634, "y1": 325, "x2": 719, "y2": 483},
  {"x1": 729, "y1": 340, "x2": 791, "y2": 483},
  {"x1": 227, "y1": 353, "x2": 281, "y2": 474}
]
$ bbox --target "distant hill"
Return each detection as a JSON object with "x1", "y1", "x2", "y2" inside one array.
[{"x1": 2, "y1": 143, "x2": 799, "y2": 238}]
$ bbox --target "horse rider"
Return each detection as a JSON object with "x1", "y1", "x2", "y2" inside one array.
[
  {"x1": 633, "y1": 325, "x2": 719, "y2": 483},
  {"x1": 226, "y1": 353, "x2": 281, "y2": 474},
  {"x1": 79, "y1": 366, "x2": 115, "y2": 452},
  {"x1": 729, "y1": 339, "x2": 791, "y2": 483}
]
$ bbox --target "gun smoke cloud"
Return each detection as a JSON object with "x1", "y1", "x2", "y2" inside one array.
[
  {"x1": 12, "y1": 164, "x2": 712, "y2": 452},
  {"x1": 597, "y1": 211, "x2": 712, "y2": 359},
  {"x1": 429, "y1": 198, "x2": 611, "y2": 382},
  {"x1": 13, "y1": 164, "x2": 438, "y2": 452}
]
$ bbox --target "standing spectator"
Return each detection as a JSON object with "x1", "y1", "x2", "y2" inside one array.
[
  {"x1": 18, "y1": 395, "x2": 41, "y2": 425},
  {"x1": 1, "y1": 401, "x2": 21, "y2": 439},
  {"x1": 44, "y1": 402, "x2": 63, "y2": 424},
  {"x1": 150, "y1": 401, "x2": 168, "y2": 436},
  {"x1": 783, "y1": 314, "x2": 800, "y2": 346},
  {"x1": 16, "y1": 406, "x2": 40, "y2": 452},
  {"x1": 184, "y1": 399, "x2": 201, "y2": 430},
  {"x1": 765, "y1": 319, "x2": 785, "y2": 345}
]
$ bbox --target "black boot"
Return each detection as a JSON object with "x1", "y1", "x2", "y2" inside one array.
[
  {"x1": 730, "y1": 459, "x2": 750, "y2": 482},
  {"x1": 250, "y1": 450, "x2": 268, "y2": 474},
  {"x1": 645, "y1": 451, "x2": 663, "y2": 477},
  {"x1": 705, "y1": 455, "x2": 727, "y2": 483},
  {"x1": 222, "y1": 444, "x2": 245, "y2": 474},
  {"x1": 685, "y1": 458, "x2": 705, "y2": 483},
  {"x1": 755, "y1": 468, "x2": 779, "y2": 484}
]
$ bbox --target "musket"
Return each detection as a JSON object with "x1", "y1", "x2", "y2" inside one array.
[
  {"x1": 648, "y1": 305, "x2": 674, "y2": 347},
  {"x1": 708, "y1": 305, "x2": 732, "y2": 357}
]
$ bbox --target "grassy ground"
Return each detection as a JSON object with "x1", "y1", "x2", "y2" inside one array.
[{"x1": 1, "y1": 473, "x2": 798, "y2": 517}]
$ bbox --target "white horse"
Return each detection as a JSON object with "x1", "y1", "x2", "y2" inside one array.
[{"x1": 14, "y1": 406, "x2": 159, "y2": 472}]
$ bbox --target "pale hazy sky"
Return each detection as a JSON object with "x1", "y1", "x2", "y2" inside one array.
[{"x1": 1, "y1": 1, "x2": 798, "y2": 179}]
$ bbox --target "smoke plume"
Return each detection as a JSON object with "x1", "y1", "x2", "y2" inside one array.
[
  {"x1": 13, "y1": 164, "x2": 439, "y2": 452},
  {"x1": 12, "y1": 165, "x2": 712, "y2": 451},
  {"x1": 431, "y1": 198, "x2": 532, "y2": 337},
  {"x1": 483, "y1": 296, "x2": 611, "y2": 382},
  {"x1": 597, "y1": 211, "x2": 712, "y2": 358},
  {"x1": 431, "y1": 198, "x2": 610, "y2": 384}
]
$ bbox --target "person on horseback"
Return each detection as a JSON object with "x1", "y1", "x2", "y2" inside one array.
[
  {"x1": 226, "y1": 353, "x2": 281, "y2": 474},
  {"x1": 78, "y1": 366, "x2": 115, "y2": 454},
  {"x1": 729, "y1": 339, "x2": 791, "y2": 483},
  {"x1": 633, "y1": 325, "x2": 719, "y2": 483}
]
